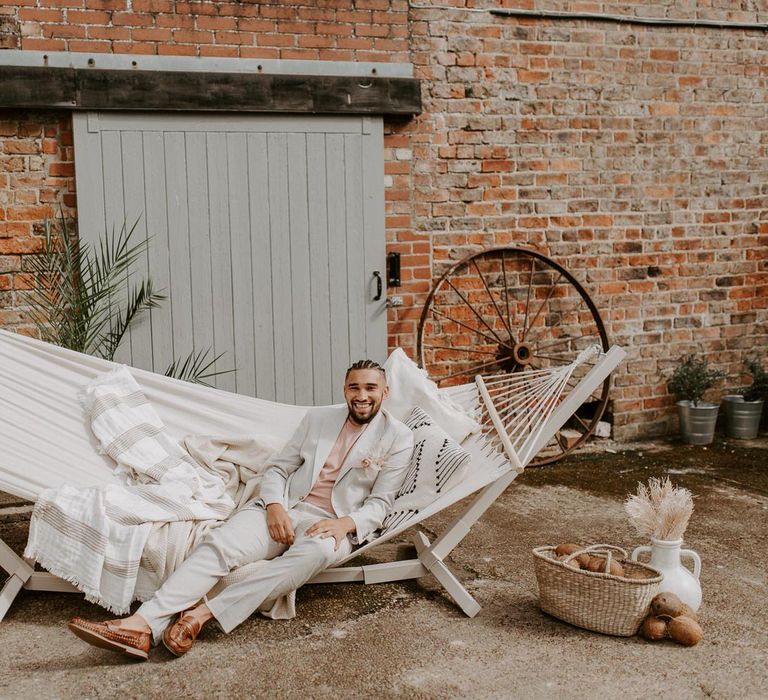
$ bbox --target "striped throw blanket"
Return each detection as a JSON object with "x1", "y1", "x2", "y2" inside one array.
[{"x1": 24, "y1": 366, "x2": 281, "y2": 614}]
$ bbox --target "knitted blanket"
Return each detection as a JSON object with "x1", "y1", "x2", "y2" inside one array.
[{"x1": 24, "y1": 366, "x2": 281, "y2": 614}]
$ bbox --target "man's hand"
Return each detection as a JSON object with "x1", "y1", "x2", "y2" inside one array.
[
  {"x1": 306, "y1": 516, "x2": 356, "y2": 551},
  {"x1": 266, "y1": 503, "x2": 295, "y2": 545}
]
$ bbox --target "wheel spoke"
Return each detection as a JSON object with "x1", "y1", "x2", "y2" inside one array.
[
  {"x1": 566, "y1": 374, "x2": 606, "y2": 401},
  {"x1": 554, "y1": 433, "x2": 570, "y2": 454},
  {"x1": 424, "y1": 343, "x2": 499, "y2": 356},
  {"x1": 521, "y1": 272, "x2": 563, "y2": 342},
  {"x1": 435, "y1": 357, "x2": 505, "y2": 384},
  {"x1": 572, "y1": 413, "x2": 591, "y2": 433},
  {"x1": 431, "y1": 308, "x2": 508, "y2": 349},
  {"x1": 471, "y1": 258, "x2": 514, "y2": 340},
  {"x1": 444, "y1": 278, "x2": 509, "y2": 348},
  {"x1": 526, "y1": 325, "x2": 597, "y2": 352},
  {"x1": 501, "y1": 250, "x2": 513, "y2": 337},
  {"x1": 534, "y1": 335, "x2": 587, "y2": 352},
  {"x1": 532, "y1": 353, "x2": 572, "y2": 364},
  {"x1": 521, "y1": 257, "x2": 535, "y2": 338}
]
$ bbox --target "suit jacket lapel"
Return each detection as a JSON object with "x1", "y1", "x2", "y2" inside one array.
[
  {"x1": 312, "y1": 407, "x2": 349, "y2": 483},
  {"x1": 337, "y1": 410, "x2": 385, "y2": 483}
]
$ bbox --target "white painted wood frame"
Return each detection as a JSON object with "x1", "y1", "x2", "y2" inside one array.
[{"x1": 1, "y1": 346, "x2": 625, "y2": 621}]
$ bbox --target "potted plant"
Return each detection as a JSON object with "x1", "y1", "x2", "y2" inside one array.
[
  {"x1": 26, "y1": 213, "x2": 230, "y2": 384},
  {"x1": 722, "y1": 359, "x2": 768, "y2": 439},
  {"x1": 668, "y1": 354, "x2": 725, "y2": 445}
]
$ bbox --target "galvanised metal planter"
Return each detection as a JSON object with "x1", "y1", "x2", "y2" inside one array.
[
  {"x1": 676, "y1": 400, "x2": 719, "y2": 445},
  {"x1": 722, "y1": 395, "x2": 764, "y2": 440}
]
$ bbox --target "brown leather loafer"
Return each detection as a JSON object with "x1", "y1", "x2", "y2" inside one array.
[
  {"x1": 162, "y1": 611, "x2": 203, "y2": 656},
  {"x1": 68, "y1": 617, "x2": 150, "y2": 661}
]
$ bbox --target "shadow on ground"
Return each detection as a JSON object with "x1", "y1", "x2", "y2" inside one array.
[{"x1": 1, "y1": 436, "x2": 766, "y2": 699}]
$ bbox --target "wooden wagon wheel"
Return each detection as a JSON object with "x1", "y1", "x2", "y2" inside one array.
[{"x1": 417, "y1": 246, "x2": 611, "y2": 466}]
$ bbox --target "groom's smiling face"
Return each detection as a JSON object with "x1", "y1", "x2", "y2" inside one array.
[{"x1": 344, "y1": 368, "x2": 388, "y2": 425}]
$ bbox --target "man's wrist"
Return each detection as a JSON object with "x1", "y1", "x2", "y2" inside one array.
[
  {"x1": 339, "y1": 515, "x2": 357, "y2": 535},
  {"x1": 266, "y1": 502, "x2": 285, "y2": 511}
]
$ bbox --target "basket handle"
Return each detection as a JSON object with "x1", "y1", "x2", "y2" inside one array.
[{"x1": 563, "y1": 544, "x2": 628, "y2": 573}]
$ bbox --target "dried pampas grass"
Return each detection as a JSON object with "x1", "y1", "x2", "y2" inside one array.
[{"x1": 624, "y1": 477, "x2": 694, "y2": 541}]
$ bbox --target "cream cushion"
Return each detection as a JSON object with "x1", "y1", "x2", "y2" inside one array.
[
  {"x1": 381, "y1": 407, "x2": 472, "y2": 534},
  {"x1": 383, "y1": 347, "x2": 480, "y2": 444}
]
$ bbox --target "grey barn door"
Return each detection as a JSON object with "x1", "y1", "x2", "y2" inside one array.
[{"x1": 73, "y1": 112, "x2": 386, "y2": 405}]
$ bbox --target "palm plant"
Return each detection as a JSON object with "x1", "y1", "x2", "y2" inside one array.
[{"x1": 25, "y1": 213, "x2": 230, "y2": 386}]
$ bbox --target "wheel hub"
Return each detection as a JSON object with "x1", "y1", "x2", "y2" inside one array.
[{"x1": 496, "y1": 340, "x2": 533, "y2": 370}]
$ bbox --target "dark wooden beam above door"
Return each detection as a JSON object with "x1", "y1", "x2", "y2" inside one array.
[{"x1": 0, "y1": 65, "x2": 422, "y2": 116}]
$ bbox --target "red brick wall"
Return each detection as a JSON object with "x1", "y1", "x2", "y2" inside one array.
[
  {"x1": 385, "y1": 2, "x2": 768, "y2": 440},
  {"x1": 2, "y1": 0, "x2": 768, "y2": 441},
  {"x1": 0, "y1": 0, "x2": 410, "y2": 336},
  {"x1": 0, "y1": 112, "x2": 75, "y2": 335},
  {"x1": 7, "y1": 0, "x2": 408, "y2": 60}
]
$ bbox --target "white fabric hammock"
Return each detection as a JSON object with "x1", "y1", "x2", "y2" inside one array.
[
  {"x1": 0, "y1": 329, "x2": 308, "y2": 503},
  {"x1": 0, "y1": 328, "x2": 625, "y2": 619},
  {"x1": 0, "y1": 329, "x2": 511, "y2": 543}
]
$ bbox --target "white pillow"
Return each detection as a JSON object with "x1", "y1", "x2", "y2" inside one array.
[
  {"x1": 380, "y1": 407, "x2": 472, "y2": 534},
  {"x1": 383, "y1": 347, "x2": 480, "y2": 444}
]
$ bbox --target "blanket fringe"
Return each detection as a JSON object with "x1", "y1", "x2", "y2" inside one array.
[
  {"x1": 23, "y1": 546, "x2": 131, "y2": 616},
  {"x1": 76, "y1": 363, "x2": 132, "y2": 416}
]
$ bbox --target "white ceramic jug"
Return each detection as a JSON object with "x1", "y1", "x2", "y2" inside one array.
[{"x1": 631, "y1": 538, "x2": 702, "y2": 611}]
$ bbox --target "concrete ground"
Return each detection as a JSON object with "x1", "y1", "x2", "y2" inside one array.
[{"x1": 1, "y1": 436, "x2": 766, "y2": 699}]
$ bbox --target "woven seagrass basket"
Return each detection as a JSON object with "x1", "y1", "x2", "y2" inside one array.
[{"x1": 533, "y1": 544, "x2": 663, "y2": 637}]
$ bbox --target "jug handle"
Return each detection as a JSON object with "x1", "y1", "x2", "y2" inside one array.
[
  {"x1": 630, "y1": 545, "x2": 651, "y2": 562},
  {"x1": 680, "y1": 549, "x2": 701, "y2": 579}
]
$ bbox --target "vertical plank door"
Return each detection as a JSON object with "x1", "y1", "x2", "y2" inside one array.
[{"x1": 73, "y1": 113, "x2": 386, "y2": 405}]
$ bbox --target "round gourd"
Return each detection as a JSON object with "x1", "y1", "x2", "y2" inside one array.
[
  {"x1": 556, "y1": 554, "x2": 581, "y2": 569},
  {"x1": 639, "y1": 615, "x2": 668, "y2": 641},
  {"x1": 585, "y1": 556, "x2": 623, "y2": 575},
  {"x1": 668, "y1": 616, "x2": 703, "y2": 646},
  {"x1": 679, "y1": 603, "x2": 698, "y2": 622},
  {"x1": 651, "y1": 592, "x2": 684, "y2": 618},
  {"x1": 586, "y1": 557, "x2": 607, "y2": 573},
  {"x1": 555, "y1": 543, "x2": 581, "y2": 557}
]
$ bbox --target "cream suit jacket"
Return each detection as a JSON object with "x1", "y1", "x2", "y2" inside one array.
[{"x1": 258, "y1": 406, "x2": 413, "y2": 543}]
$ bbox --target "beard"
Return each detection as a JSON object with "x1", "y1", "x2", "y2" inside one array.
[{"x1": 347, "y1": 400, "x2": 382, "y2": 425}]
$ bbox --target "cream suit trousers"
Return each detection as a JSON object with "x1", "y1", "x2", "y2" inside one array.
[{"x1": 137, "y1": 502, "x2": 353, "y2": 642}]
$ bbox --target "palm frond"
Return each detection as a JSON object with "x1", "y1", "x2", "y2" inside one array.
[
  {"x1": 24, "y1": 215, "x2": 152, "y2": 356},
  {"x1": 79, "y1": 219, "x2": 155, "y2": 356},
  {"x1": 164, "y1": 348, "x2": 234, "y2": 387},
  {"x1": 25, "y1": 210, "x2": 232, "y2": 383},
  {"x1": 95, "y1": 279, "x2": 166, "y2": 360},
  {"x1": 25, "y1": 218, "x2": 86, "y2": 348}
]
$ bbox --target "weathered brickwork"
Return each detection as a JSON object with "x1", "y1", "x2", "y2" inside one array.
[
  {"x1": 494, "y1": 1, "x2": 763, "y2": 24},
  {"x1": 2, "y1": 0, "x2": 768, "y2": 440},
  {"x1": 7, "y1": 0, "x2": 409, "y2": 61},
  {"x1": 0, "y1": 8, "x2": 20, "y2": 49},
  {"x1": 0, "y1": 112, "x2": 75, "y2": 335},
  {"x1": 383, "y1": 2, "x2": 768, "y2": 440}
]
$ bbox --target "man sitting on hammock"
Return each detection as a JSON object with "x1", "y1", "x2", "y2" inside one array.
[{"x1": 69, "y1": 359, "x2": 414, "y2": 661}]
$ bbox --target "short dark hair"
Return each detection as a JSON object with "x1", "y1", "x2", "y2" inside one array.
[{"x1": 345, "y1": 359, "x2": 386, "y2": 381}]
